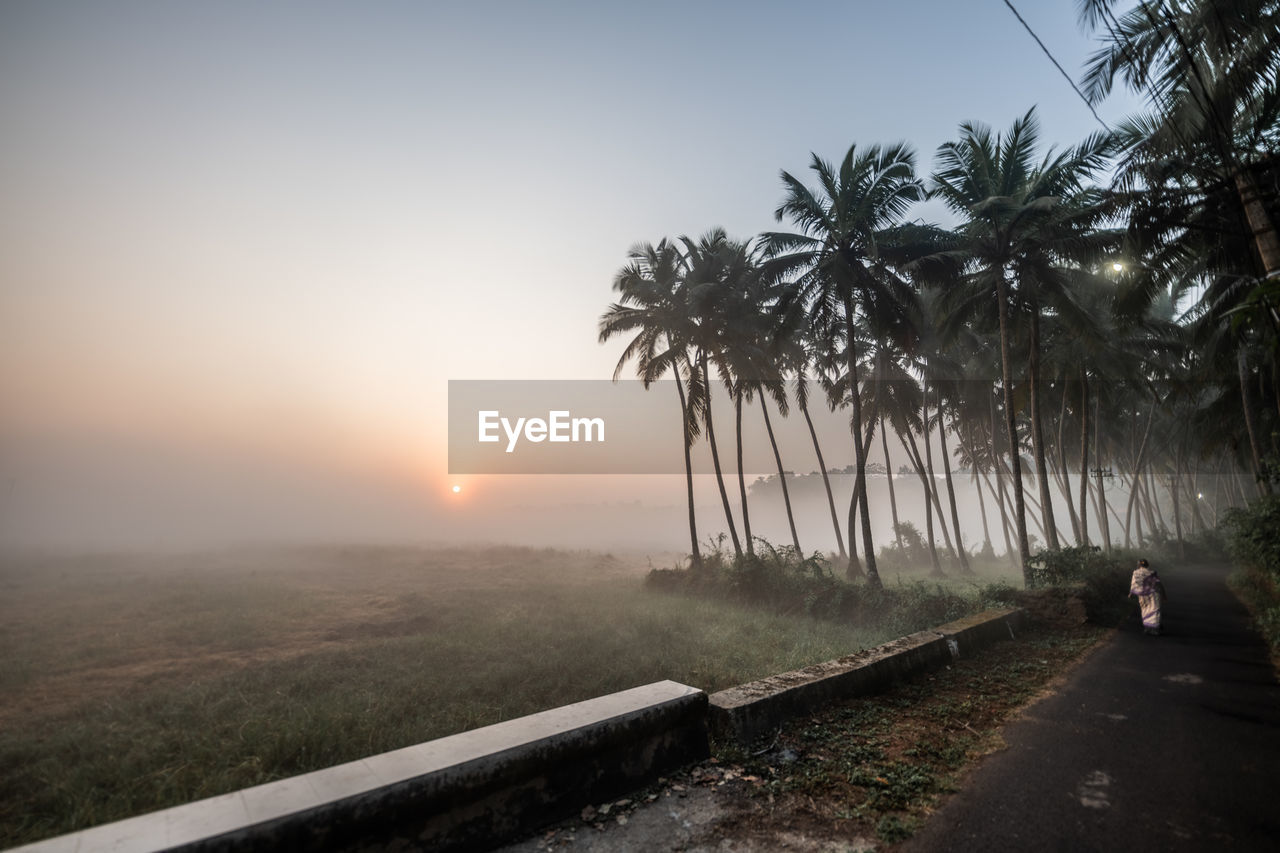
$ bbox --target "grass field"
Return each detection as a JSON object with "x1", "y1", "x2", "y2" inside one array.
[{"x1": 0, "y1": 543, "x2": 1002, "y2": 847}]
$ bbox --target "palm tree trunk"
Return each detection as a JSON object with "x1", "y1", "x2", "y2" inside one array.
[
  {"x1": 846, "y1": 490, "x2": 861, "y2": 579},
  {"x1": 1078, "y1": 373, "x2": 1090, "y2": 547},
  {"x1": 1146, "y1": 459, "x2": 1168, "y2": 534},
  {"x1": 846, "y1": 305, "x2": 880, "y2": 587},
  {"x1": 992, "y1": 467, "x2": 1017, "y2": 565},
  {"x1": 1186, "y1": 466, "x2": 1207, "y2": 532},
  {"x1": 760, "y1": 392, "x2": 802, "y2": 555},
  {"x1": 1236, "y1": 168, "x2": 1280, "y2": 277},
  {"x1": 1142, "y1": 460, "x2": 1161, "y2": 532},
  {"x1": 1129, "y1": 473, "x2": 1145, "y2": 547},
  {"x1": 1055, "y1": 380, "x2": 1081, "y2": 543},
  {"x1": 734, "y1": 391, "x2": 754, "y2": 558},
  {"x1": 849, "y1": 412, "x2": 880, "y2": 571},
  {"x1": 1171, "y1": 449, "x2": 1185, "y2": 560},
  {"x1": 882, "y1": 409, "x2": 903, "y2": 550},
  {"x1": 958, "y1": 425, "x2": 995, "y2": 557},
  {"x1": 701, "y1": 352, "x2": 742, "y2": 558},
  {"x1": 1027, "y1": 307, "x2": 1059, "y2": 550},
  {"x1": 996, "y1": 276, "x2": 1032, "y2": 580},
  {"x1": 1123, "y1": 396, "x2": 1158, "y2": 549},
  {"x1": 988, "y1": 392, "x2": 1017, "y2": 564},
  {"x1": 1238, "y1": 349, "x2": 1271, "y2": 495},
  {"x1": 920, "y1": 388, "x2": 948, "y2": 578},
  {"x1": 675, "y1": 374, "x2": 701, "y2": 569},
  {"x1": 801, "y1": 396, "x2": 847, "y2": 561},
  {"x1": 1228, "y1": 458, "x2": 1249, "y2": 504},
  {"x1": 974, "y1": 464, "x2": 994, "y2": 558},
  {"x1": 1106, "y1": 489, "x2": 1128, "y2": 537},
  {"x1": 997, "y1": 450, "x2": 1049, "y2": 544},
  {"x1": 936, "y1": 387, "x2": 972, "y2": 574},
  {"x1": 901, "y1": 429, "x2": 944, "y2": 576},
  {"x1": 1094, "y1": 390, "x2": 1112, "y2": 554}
]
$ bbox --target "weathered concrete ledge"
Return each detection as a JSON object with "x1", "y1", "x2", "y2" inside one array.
[
  {"x1": 709, "y1": 607, "x2": 1025, "y2": 744},
  {"x1": 12, "y1": 680, "x2": 708, "y2": 853}
]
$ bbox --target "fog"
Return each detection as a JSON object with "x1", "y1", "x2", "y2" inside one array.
[{"x1": 1, "y1": 411, "x2": 1211, "y2": 561}]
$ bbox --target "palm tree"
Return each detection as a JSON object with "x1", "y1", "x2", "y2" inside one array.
[
  {"x1": 682, "y1": 230, "x2": 748, "y2": 558},
  {"x1": 703, "y1": 234, "x2": 805, "y2": 558},
  {"x1": 1080, "y1": 0, "x2": 1280, "y2": 277},
  {"x1": 766, "y1": 142, "x2": 925, "y2": 588},
  {"x1": 930, "y1": 108, "x2": 1116, "y2": 580},
  {"x1": 599, "y1": 239, "x2": 702, "y2": 567}
]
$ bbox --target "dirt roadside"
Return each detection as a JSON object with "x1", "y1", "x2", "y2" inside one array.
[{"x1": 499, "y1": 597, "x2": 1108, "y2": 852}]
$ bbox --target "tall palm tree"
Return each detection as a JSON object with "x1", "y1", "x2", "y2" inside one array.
[
  {"x1": 599, "y1": 239, "x2": 702, "y2": 567},
  {"x1": 766, "y1": 142, "x2": 925, "y2": 588},
  {"x1": 682, "y1": 230, "x2": 748, "y2": 558},
  {"x1": 930, "y1": 108, "x2": 1116, "y2": 580},
  {"x1": 703, "y1": 234, "x2": 805, "y2": 558}
]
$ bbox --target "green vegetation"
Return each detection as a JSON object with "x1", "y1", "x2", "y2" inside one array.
[
  {"x1": 0, "y1": 546, "x2": 924, "y2": 848},
  {"x1": 646, "y1": 537, "x2": 1020, "y2": 639},
  {"x1": 1223, "y1": 496, "x2": 1280, "y2": 652}
]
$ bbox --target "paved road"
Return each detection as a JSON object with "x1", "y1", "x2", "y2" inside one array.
[{"x1": 903, "y1": 561, "x2": 1280, "y2": 852}]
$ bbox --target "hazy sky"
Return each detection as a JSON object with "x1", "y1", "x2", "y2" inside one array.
[{"x1": 0, "y1": 1, "x2": 1143, "y2": 549}]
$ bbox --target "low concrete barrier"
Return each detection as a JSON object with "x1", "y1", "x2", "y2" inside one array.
[
  {"x1": 12, "y1": 680, "x2": 708, "y2": 853},
  {"x1": 709, "y1": 608, "x2": 1025, "y2": 744}
]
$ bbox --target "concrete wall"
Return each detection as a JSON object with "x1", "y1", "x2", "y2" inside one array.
[
  {"x1": 11, "y1": 681, "x2": 708, "y2": 853},
  {"x1": 709, "y1": 608, "x2": 1026, "y2": 744}
]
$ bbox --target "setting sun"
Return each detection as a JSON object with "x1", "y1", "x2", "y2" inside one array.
[{"x1": 451, "y1": 485, "x2": 462, "y2": 494}]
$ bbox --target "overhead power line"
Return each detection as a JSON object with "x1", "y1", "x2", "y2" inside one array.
[{"x1": 1001, "y1": 0, "x2": 1112, "y2": 132}]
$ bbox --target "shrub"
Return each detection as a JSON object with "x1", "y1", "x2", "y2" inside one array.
[
  {"x1": 1025, "y1": 545, "x2": 1131, "y2": 626},
  {"x1": 1223, "y1": 495, "x2": 1280, "y2": 579},
  {"x1": 1222, "y1": 497, "x2": 1280, "y2": 654},
  {"x1": 877, "y1": 522, "x2": 959, "y2": 574},
  {"x1": 648, "y1": 537, "x2": 1022, "y2": 634}
]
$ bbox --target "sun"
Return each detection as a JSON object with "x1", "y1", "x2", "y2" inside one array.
[{"x1": 451, "y1": 485, "x2": 462, "y2": 494}]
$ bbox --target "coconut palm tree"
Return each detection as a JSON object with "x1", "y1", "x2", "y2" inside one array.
[
  {"x1": 704, "y1": 235, "x2": 806, "y2": 558},
  {"x1": 930, "y1": 108, "x2": 1116, "y2": 580},
  {"x1": 681, "y1": 229, "x2": 749, "y2": 558},
  {"x1": 599, "y1": 239, "x2": 703, "y2": 567},
  {"x1": 765, "y1": 142, "x2": 925, "y2": 588},
  {"x1": 1080, "y1": 0, "x2": 1280, "y2": 277}
]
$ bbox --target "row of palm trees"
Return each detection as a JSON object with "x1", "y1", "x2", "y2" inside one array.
[{"x1": 599, "y1": 0, "x2": 1279, "y2": 588}]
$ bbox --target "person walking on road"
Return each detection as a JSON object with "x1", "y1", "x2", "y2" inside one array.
[{"x1": 1129, "y1": 558, "x2": 1167, "y2": 635}]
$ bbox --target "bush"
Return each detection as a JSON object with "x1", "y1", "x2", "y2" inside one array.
[
  {"x1": 876, "y1": 522, "x2": 959, "y2": 574},
  {"x1": 1222, "y1": 496, "x2": 1280, "y2": 654},
  {"x1": 1025, "y1": 545, "x2": 1106, "y2": 588},
  {"x1": 1223, "y1": 496, "x2": 1280, "y2": 579},
  {"x1": 1025, "y1": 545, "x2": 1131, "y2": 626},
  {"x1": 648, "y1": 536, "x2": 1019, "y2": 634}
]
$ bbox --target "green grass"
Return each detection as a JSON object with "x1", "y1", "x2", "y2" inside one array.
[{"x1": 0, "y1": 546, "x2": 912, "y2": 848}]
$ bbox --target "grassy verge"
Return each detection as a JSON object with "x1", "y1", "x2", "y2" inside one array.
[
  {"x1": 715, "y1": 622, "x2": 1106, "y2": 846},
  {"x1": 0, "y1": 546, "x2": 927, "y2": 848},
  {"x1": 1228, "y1": 566, "x2": 1280, "y2": 657},
  {"x1": 1222, "y1": 496, "x2": 1280, "y2": 656}
]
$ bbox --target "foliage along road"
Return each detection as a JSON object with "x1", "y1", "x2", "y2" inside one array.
[{"x1": 902, "y1": 561, "x2": 1280, "y2": 851}]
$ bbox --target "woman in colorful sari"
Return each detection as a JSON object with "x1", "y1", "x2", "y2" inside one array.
[{"x1": 1129, "y1": 559, "x2": 1167, "y2": 635}]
